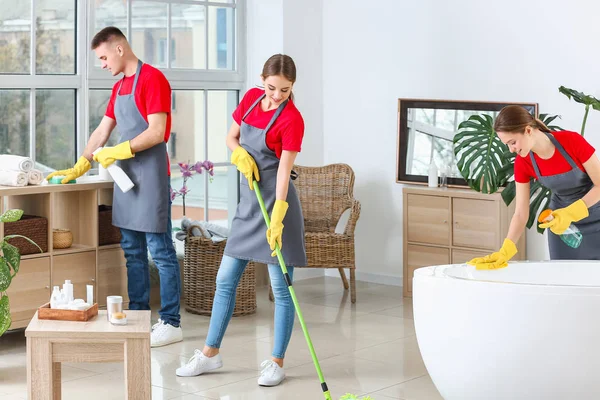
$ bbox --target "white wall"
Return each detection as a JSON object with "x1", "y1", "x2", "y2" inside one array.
[
  {"x1": 246, "y1": 0, "x2": 324, "y2": 167},
  {"x1": 320, "y1": 0, "x2": 600, "y2": 283},
  {"x1": 282, "y1": 0, "x2": 324, "y2": 167}
]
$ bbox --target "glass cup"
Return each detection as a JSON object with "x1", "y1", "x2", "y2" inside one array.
[{"x1": 106, "y1": 295, "x2": 123, "y2": 321}]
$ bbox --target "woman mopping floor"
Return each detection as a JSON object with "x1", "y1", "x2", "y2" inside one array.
[{"x1": 176, "y1": 54, "x2": 307, "y2": 387}]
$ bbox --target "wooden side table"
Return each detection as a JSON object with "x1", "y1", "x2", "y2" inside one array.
[{"x1": 25, "y1": 310, "x2": 151, "y2": 400}]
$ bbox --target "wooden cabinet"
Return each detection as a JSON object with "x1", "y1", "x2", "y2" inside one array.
[
  {"x1": 0, "y1": 180, "x2": 129, "y2": 329},
  {"x1": 98, "y1": 247, "x2": 129, "y2": 307},
  {"x1": 5, "y1": 257, "x2": 51, "y2": 326},
  {"x1": 403, "y1": 186, "x2": 526, "y2": 297}
]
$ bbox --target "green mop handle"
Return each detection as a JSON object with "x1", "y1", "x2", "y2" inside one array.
[{"x1": 253, "y1": 180, "x2": 333, "y2": 400}]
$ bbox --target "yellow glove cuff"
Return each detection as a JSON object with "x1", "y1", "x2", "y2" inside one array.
[
  {"x1": 566, "y1": 199, "x2": 589, "y2": 222},
  {"x1": 75, "y1": 156, "x2": 92, "y2": 172},
  {"x1": 271, "y1": 200, "x2": 289, "y2": 222},
  {"x1": 500, "y1": 238, "x2": 517, "y2": 259},
  {"x1": 230, "y1": 146, "x2": 249, "y2": 165},
  {"x1": 115, "y1": 140, "x2": 134, "y2": 159}
]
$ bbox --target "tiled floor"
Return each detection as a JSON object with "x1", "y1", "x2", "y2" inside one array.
[{"x1": 0, "y1": 277, "x2": 443, "y2": 400}]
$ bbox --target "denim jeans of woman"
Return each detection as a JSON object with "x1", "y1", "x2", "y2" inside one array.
[{"x1": 206, "y1": 255, "x2": 295, "y2": 358}]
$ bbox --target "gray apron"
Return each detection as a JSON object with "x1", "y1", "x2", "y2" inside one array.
[
  {"x1": 224, "y1": 94, "x2": 307, "y2": 266},
  {"x1": 531, "y1": 132, "x2": 600, "y2": 259},
  {"x1": 112, "y1": 60, "x2": 170, "y2": 233}
]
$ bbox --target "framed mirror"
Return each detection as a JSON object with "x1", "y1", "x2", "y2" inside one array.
[{"x1": 396, "y1": 98, "x2": 538, "y2": 187}]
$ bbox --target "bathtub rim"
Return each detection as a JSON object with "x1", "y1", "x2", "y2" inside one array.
[{"x1": 413, "y1": 259, "x2": 600, "y2": 289}]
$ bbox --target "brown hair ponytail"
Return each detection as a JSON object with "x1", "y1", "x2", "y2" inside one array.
[{"x1": 494, "y1": 105, "x2": 550, "y2": 133}]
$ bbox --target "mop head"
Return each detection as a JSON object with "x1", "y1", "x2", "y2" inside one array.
[{"x1": 340, "y1": 394, "x2": 374, "y2": 400}]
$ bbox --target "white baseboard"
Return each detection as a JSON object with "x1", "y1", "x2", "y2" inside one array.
[
  {"x1": 324, "y1": 269, "x2": 402, "y2": 286},
  {"x1": 293, "y1": 269, "x2": 325, "y2": 281}
]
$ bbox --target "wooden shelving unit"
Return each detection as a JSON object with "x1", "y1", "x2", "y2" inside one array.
[{"x1": 2, "y1": 177, "x2": 130, "y2": 330}]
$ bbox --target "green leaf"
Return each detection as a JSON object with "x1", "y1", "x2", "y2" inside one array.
[
  {"x1": 528, "y1": 180, "x2": 552, "y2": 233},
  {"x1": 0, "y1": 209, "x2": 23, "y2": 223},
  {"x1": 0, "y1": 259, "x2": 11, "y2": 292},
  {"x1": 0, "y1": 295, "x2": 11, "y2": 336},
  {"x1": 501, "y1": 180, "x2": 516, "y2": 206},
  {"x1": 559, "y1": 86, "x2": 600, "y2": 107},
  {"x1": 3, "y1": 235, "x2": 42, "y2": 254},
  {"x1": 453, "y1": 114, "x2": 511, "y2": 194},
  {"x1": 539, "y1": 113, "x2": 564, "y2": 132},
  {"x1": 1, "y1": 241, "x2": 20, "y2": 274}
]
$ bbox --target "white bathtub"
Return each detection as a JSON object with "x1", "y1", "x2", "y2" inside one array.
[{"x1": 413, "y1": 261, "x2": 600, "y2": 400}]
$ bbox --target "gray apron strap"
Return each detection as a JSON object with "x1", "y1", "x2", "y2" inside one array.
[
  {"x1": 264, "y1": 100, "x2": 288, "y2": 133},
  {"x1": 242, "y1": 94, "x2": 265, "y2": 120},
  {"x1": 530, "y1": 132, "x2": 579, "y2": 178},
  {"x1": 116, "y1": 60, "x2": 142, "y2": 95}
]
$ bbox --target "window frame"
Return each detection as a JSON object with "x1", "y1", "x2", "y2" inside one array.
[{"x1": 0, "y1": 0, "x2": 245, "y2": 225}]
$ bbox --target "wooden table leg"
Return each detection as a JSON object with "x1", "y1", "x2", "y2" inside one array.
[
  {"x1": 124, "y1": 338, "x2": 151, "y2": 400},
  {"x1": 53, "y1": 362, "x2": 62, "y2": 400},
  {"x1": 28, "y1": 337, "x2": 59, "y2": 400}
]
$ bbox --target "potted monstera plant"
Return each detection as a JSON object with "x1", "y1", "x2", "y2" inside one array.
[
  {"x1": 453, "y1": 86, "x2": 600, "y2": 234},
  {"x1": 0, "y1": 209, "x2": 42, "y2": 336}
]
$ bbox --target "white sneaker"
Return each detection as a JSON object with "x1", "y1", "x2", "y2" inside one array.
[
  {"x1": 258, "y1": 360, "x2": 285, "y2": 386},
  {"x1": 151, "y1": 319, "x2": 183, "y2": 348},
  {"x1": 176, "y1": 349, "x2": 223, "y2": 377}
]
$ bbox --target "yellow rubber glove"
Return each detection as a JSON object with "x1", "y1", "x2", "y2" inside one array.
[
  {"x1": 231, "y1": 146, "x2": 260, "y2": 190},
  {"x1": 45, "y1": 156, "x2": 91, "y2": 184},
  {"x1": 266, "y1": 200, "x2": 289, "y2": 257},
  {"x1": 538, "y1": 199, "x2": 589, "y2": 235},
  {"x1": 93, "y1": 141, "x2": 134, "y2": 168},
  {"x1": 466, "y1": 238, "x2": 517, "y2": 270}
]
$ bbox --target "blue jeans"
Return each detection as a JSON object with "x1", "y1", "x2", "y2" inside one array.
[
  {"x1": 119, "y1": 203, "x2": 181, "y2": 327},
  {"x1": 206, "y1": 255, "x2": 295, "y2": 359}
]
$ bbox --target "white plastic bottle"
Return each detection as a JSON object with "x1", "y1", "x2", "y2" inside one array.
[
  {"x1": 428, "y1": 160, "x2": 438, "y2": 188},
  {"x1": 63, "y1": 280, "x2": 74, "y2": 303},
  {"x1": 50, "y1": 286, "x2": 60, "y2": 309},
  {"x1": 87, "y1": 284, "x2": 94, "y2": 306},
  {"x1": 93, "y1": 147, "x2": 135, "y2": 193}
]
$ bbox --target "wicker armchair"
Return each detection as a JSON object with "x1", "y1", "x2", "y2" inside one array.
[{"x1": 271, "y1": 163, "x2": 361, "y2": 303}]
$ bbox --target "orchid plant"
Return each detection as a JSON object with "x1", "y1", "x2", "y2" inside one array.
[{"x1": 170, "y1": 160, "x2": 214, "y2": 216}]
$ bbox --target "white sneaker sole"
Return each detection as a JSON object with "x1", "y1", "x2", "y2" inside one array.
[
  {"x1": 258, "y1": 376, "x2": 285, "y2": 387},
  {"x1": 151, "y1": 335, "x2": 183, "y2": 348},
  {"x1": 176, "y1": 360, "x2": 223, "y2": 377}
]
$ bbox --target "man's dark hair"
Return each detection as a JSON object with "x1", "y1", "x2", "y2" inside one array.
[{"x1": 91, "y1": 26, "x2": 126, "y2": 50}]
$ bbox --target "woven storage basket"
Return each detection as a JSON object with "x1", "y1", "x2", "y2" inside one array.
[
  {"x1": 184, "y1": 226, "x2": 256, "y2": 317},
  {"x1": 4, "y1": 215, "x2": 48, "y2": 255},
  {"x1": 52, "y1": 228, "x2": 73, "y2": 249},
  {"x1": 98, "y1": 205, "x2": 121, "y2": 245}
]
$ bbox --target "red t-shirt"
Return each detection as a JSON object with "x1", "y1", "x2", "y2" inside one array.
[
  {"x1": 514, "y1": 130, "x2": 595, "y2": 183},
  {"x1": 232, "y1": 88, "x2": 304, "y2": 158},
  {"x1": 105, "y1": 63, "x2": 172, "y2": 175}
]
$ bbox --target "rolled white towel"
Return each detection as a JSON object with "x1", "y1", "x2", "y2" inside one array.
[
  {"x1": 0, "y1": 170, "x2": 28, "y2": 187},
  {"x1": 0, "y1": 155, "x2": 33, "y2": 172},
  {"x1": 27, "y1": 169, "x2": 43, "y2": 185}
]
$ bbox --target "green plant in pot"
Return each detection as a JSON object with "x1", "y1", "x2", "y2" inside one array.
[
  {"x1": 453, "y1": 86, "x2": 600, "y2": 234},
  {"x1": 0, "y1": 209, "x2": 43, "y2": 336}
]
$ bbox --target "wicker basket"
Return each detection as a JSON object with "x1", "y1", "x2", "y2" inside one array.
[
  {"x1": 184, "y1": 226, "x2": 256, "y2": 317},
  {"x1": 52, "y1": 229, "x2": 73, "y2": 249},
  {"x1": 4, "y1": 215, "x2": 48, "y2": 255},
  {"x1": 98, "y1": 205, "x2": 121, "y2": 246}
]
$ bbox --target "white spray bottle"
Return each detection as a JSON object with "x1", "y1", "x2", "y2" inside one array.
[{"x1": 93, "y1": 147, "x2": 135, "y2": 193}]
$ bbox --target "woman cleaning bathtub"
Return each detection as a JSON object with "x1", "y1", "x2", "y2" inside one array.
[{"x1": 468, "y1": 105, "x2": 600, "y2": 269}]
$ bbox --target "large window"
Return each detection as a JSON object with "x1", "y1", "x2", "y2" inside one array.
[{"x1": 1, "y1": 0, "x2": 245, "y2": 228}]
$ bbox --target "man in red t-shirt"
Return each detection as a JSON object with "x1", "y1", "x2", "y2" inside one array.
[{"x1": 46, "y1": 26, "x2": 182, "y2": 347}]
